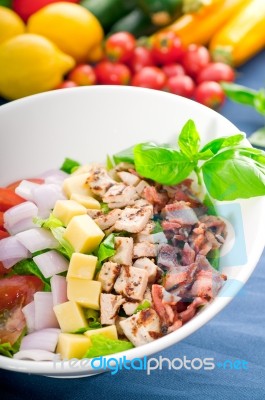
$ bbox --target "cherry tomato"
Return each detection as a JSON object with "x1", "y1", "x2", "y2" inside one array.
[
  {"x1": 166, "y1": 75, "x2": 195, "y2": 98},
  {"x1": 194, "y1": 81, "x2": 225, "y2": 110},
  {"x1": 132, "y1": 67, "x2": 166, "y2": 90},
  {"x1": 162, "y1": 63, "x2": 185, "y2": 78},
  {"x1": 57, "y1": 81, "x2": 78, "y2": 89},
  {"x1": 0, "y1": 188, "x2": 25, "y2": 212},
  {"x1": 6, "y1": 178, "x2": 44, "y2": 192},
  {"x1": 151, "y1": 31, "x2": 184, "y2": 65},
  {"x1": 105, "y1": 32, "x2": 136, "y2": 63},
  {"x1": 95, "y1": 61, "x2": 131, "y2": 85},
  {"x1": 13, "y1": 0, "x2": 79, "y2": 22},
  {"x1": 197, "y1": 62, "x2": 235, "y2": 84},
  {"x1": 68, "y1": 64, "x2": 97, "y2": 86},
  {"x1": 128, "y1": 46, "x2": 154, "y2": 74},
  {"x1": 0, "y1": 230, "x2": 9, "y2": 239},
  {"x1": 0, "y1": 276, "x2": 43, "y2": 344},
  {"x1": 182, "y1": 45, "x2": 210, "y2": 78}
]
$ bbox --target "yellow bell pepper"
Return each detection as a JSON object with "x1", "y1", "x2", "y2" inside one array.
[
  {"x1": 210, "y1": 0, "x2": 265, "y2": 66},
  {"x1": 156, "y1": 0, "x2": 248, "y2": 46}
]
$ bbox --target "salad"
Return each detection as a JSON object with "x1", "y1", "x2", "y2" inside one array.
[{"x1": 0, "y1": 120, "x2": 264, "y2": 361}]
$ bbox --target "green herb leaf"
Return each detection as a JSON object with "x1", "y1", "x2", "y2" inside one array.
[
  {"x1": 202, "y1": 148, "x2": 265, "y2": 200},
  {"x1": 33, "y1": 214, "x2": 64, "y2": 229},
  {"x1": 178, "y1": 119, "x2": 200, "y2": 159},
  {"x1": 60, "y1": 158, "x2": 81, "y2": 174},
  {"x1": 113, "y1": 146, "x2": 135, "y2": 165},
  {"x1": 134, "y1": 142, "x2": 194, "y2": 185},
  {"x1": 12, "y1": 259, "x2": 51, "y2": 291},
  {"x1": 84, "y1": 309, "x2": 99, "y2": 323},
  {"x1": 72, "y1": 321, "x2": 102, "y2": 334},
  {"x1": 100, "y1": 202, "x2": 110, "y2": 214},
  {"x1": 199, "y1": 133, "x2": 245, "y2": 156},
  {"x1": 253, "y1": 89, "x2": 265, "y2": 115},
  {"x1": 207, "y1": 248, "x2": 220, "y2": 270},
  {"x1": 152, "y1": 220, "x2": 163, "y2": 234},
  {"x1": 106, "y1": 155, "x2": 115, "y2": 171},
  {"x1": 83, "y1": 334, "x2": 134, "y2": 358},
  {"x1": 96, "y1": 233, "x2": 115, "y2": 264},
  {"x1": 133, "y1": 300, "x2": 151, "y2": 314},
  {"x1": 221, "y1": 83, "x2": 256, "y2": 107},
  {"x1": 51, "y1": 227, "x2": 74, "y2": 259}
]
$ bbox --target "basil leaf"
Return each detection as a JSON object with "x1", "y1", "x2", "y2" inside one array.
[
  {"x1": 152, "y1": 220, "x2": 163, "y2": 234},
  {"x1": 221, "y1": 83, "x2": 256, "y2": 107},
  {"x1": 60, "y1": 158, "x2": 80, "y2": 174},
  {"x1": 199, "y1": 133, "x2": 245, "y2": 156},
  {"x1": 12, "y1": 258, "x2": 51, "y2": 292},
  {"x1": 254, "y1": 90, "x2": 265, "y2": 115},
  {"x1": 202, "y1": 148, "x2": 265, "y2": 200},
  {"x1": 178, "y1": 119, "x2": 200, "y2": 159},
  {"x1": 113, "y1": 145, "x2": 135, "y2": 165},
  {"x1": 134, "y1": 143, "x2": 194, "y2": 185},
  {"x1": 106, "y1": 155, "x2": 114, "y2": 171}
]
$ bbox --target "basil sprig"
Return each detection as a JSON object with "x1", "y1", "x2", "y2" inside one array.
[{"x1": 113, "y1": 119, "x2": 265, "y2": 201}]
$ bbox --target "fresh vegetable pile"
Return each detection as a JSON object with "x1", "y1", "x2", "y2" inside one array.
[
  {"x1": 60, "y1": 30, "x2": 235, "y2": 110},
  {"x1": 0, "y1": 120, "x2": 265, "y2": 361},
  {"x1": 0, "y1": 0, "x2": 264, "y2": 102}
]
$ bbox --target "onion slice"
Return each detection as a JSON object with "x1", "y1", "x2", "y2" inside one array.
[
  {"x1": 13, "y1": 350, "x2": 58, "y2": 361},
  {"x1": 22, "y1": 301, "x2": 35, "y2": 334},
  {"x1": 4, "y1": 201, "x2": 38, "y2": 235},
  {"x1": 16, "y1": 228, "x2": 59, "y2": 253},
  {"x1": 0, "y1": 236, "x2": 30, "y2": 264},
  {"x1": 33, "y1": 251, "x2": 69, "y2": 278},
  {"x1": 20, "y1": 328, "x2": 61, "y2": 352},
  {"x1": 34, "y1": 292, "x2": 59, "y2": 330},
  {"x1": 32, "y1": 184, "x2": 66, "y2": 218},
  {"x1": 15, "y1": 180, "x2": 41, "y2": 201},
  {"x1": 51, "y1": 275, "x2": 68, "y2": 306}
]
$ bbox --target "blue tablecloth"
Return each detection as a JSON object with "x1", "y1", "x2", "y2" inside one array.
[{"x1": 1, "y1": 51, "x2": 265, "y2": 399}]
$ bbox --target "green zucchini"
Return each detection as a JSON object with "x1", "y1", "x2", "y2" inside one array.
[
  {"x1": 80, "y1": 0, "x2": 137, "y2": 31},
  {"x1": 0, "y1": 0, "x2": 12, "y2": 7},
  {"x1": 137, "y1": 0, "x2": 204, "y2": 26},
  {"x1": 110, "y1": 9, "x2": 158, "y2": 38}
]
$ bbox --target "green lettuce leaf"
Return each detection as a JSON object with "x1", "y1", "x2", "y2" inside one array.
[
  {"x1": 60, "y1": 158, "x2": 81, "y2": 174},
  {"x1": 12, "y1": 259, "x2": 51, "y2": 292},
  {"x1": 83, "y1": 334, "x2": 134, "y2": 358},
  {"x1": 51, "y1": 227, "x2": 74, "y2": 259},
  {"x1": 33, "y1": 214, "x2": 64, "y2": 229},
  {"x1": 133, "y1": 300, "x2": 151, "y2": 314},
  {"x1": 0, "y1": 328, "x2": 26, "y2": 358},
  {"x1": 96, "y1": 233, "x2": 116, "y2": 264}
]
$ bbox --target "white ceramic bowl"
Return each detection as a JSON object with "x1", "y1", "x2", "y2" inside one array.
[{"x1": 0, "y1": 86, "x2": 264, "y2": 377}]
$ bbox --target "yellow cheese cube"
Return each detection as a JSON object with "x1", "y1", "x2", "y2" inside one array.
[
  {"x1": 67, "y1": 253, "x2": 97, "y2": 280},
  {"x1": 56, "y1": 333, "x2": 91, "y2": 359},
  {"x1": 53, "y1": 301, "x2": 88, "y2": 333},
  {"x1": 84, "y1": 325, "x2": 118, "y2": 341},
  {"x1": 53, "y1": 200, "x2": 87, "y2": 226},
  {"x1": 63, "y1": 214, "x2": 104, "y2": 253},
  {"x1": 67, "y1": 278, "x2": 102, "y2": 309},
  {"x1": 63, "y1": 173, "x2": 94, "y2": 199},
  {"x1": 70, "y1": 194, "x2": 100, "y2": 210}
]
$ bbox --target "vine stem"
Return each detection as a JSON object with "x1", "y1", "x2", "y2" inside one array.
[{"x1": 194, "y1": 165, "x2": 202, "y2": 185}]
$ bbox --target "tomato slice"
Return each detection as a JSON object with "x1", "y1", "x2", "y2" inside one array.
[
  {"x1": 0, "y1": 188, "x2": 25, "y2": 212},
  {"x1": 0, "y1": 211, "x2": 4, "y2": 230},
  {"x1": 0, "y1": 276, "x2": 43, "y2": 345},
  {"x1": 0, "y1": 229, "x2": 9, "y2": 239},
  {"x1": 6, "y1": 178, "x2": 44, "y2": 192},
  {"x1": 0, "y1": 262, "x2": 8, "y2": 277}
]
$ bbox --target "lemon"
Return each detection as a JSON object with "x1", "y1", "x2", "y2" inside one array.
[
  {"x1": 0, "y1": 6, "x2": 25, "y2": 44},
  {"x1": 0, "y1": 33, "x2": 75, "y2": 100},
  {"x1": 28, "y1": 2, "x2": 104, "y2": 63}
]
